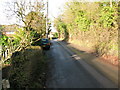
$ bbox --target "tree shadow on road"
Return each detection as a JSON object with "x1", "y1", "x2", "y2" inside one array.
[{"x1": 60, "y1": 40, "x2": 97, "y2": 64}]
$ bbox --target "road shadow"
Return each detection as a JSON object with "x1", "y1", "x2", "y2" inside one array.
[{"x1": 59, "y1": 40, "x2": 97, "y2": 64}]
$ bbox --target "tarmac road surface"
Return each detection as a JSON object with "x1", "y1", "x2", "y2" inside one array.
[{"x1": 45, "y1": 40, "x2": 118, "y2": 88}]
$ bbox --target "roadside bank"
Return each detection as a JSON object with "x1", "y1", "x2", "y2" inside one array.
[{"x1": 2, "y1": 46, "x2": 48, "y2": 88}]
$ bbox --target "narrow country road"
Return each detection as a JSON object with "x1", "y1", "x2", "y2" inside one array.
[{"x1": 45, "y1": 40, "x2": 117, "y2": 88}]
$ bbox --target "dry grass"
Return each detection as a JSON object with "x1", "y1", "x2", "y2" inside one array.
[{"x1": 67, "y1": 40, "x2": 118, "y2": 66}]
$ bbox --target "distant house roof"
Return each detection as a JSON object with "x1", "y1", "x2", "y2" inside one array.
[
  {"x1": 3, "y1": 30, "x2": 16, "y2": 32},
  {"x1": 1, "y1": 24, "x2": 21, "y2": 32}
]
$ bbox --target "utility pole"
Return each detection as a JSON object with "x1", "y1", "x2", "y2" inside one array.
[
  {"x1": 46, "y1": 0, "x2": 48, "y2": 38},
  {"x1": 110, "y1": 0, "x2": 112, "y2": 7}
]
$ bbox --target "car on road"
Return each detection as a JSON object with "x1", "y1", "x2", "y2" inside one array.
[
  {"x1": 52, "y1": 37, "x2": 58, "y2": 41},
  {"x1": 40, "y1": 38, "x2": 51, "y2": 50}
]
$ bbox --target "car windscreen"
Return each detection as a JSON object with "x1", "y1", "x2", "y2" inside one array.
[{"x1": 41, "y1": 39, "x2": 49, "y2": 43}]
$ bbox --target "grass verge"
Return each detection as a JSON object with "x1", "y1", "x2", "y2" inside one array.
[{"x1": 2, "y1": 46, "x2": 48, "y2": 88}]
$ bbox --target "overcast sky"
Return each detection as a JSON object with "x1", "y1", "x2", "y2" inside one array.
[
  {"x1": 0, "y1": 0, "x2": 67, "y2": 25},
  {"x1": 0, "y1": 0, "x2": 118, "y2": 25}
]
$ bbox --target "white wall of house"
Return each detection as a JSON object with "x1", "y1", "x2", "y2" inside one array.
[{"x1": 5, "y1": 32, "x2": 15, "y2": 34}]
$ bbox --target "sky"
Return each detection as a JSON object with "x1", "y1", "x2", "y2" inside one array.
[
  {"x1": 0, "y1": 0, "x2": 118, "y2": 28},
  {"x1": 0, "y1": 0, "x2": 69, "y2": 32},
  {"x1": 48, "y1": 0, "x2": 68, "y2": 21},
  {"x1": 0, "y1": 0, "x2": 105, "y2": 25},
  {"x1": 0, "y1": 0, "x2": 68, "y2": 25}
]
